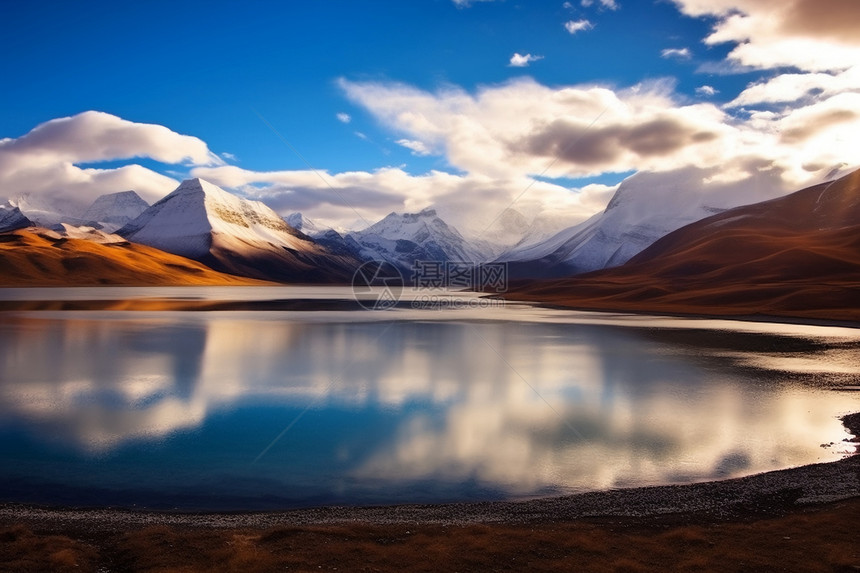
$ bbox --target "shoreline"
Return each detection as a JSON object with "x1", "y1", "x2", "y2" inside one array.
[
  {"x1": 490, "y1": 293, "x2": 860, "y2": 330},
  {"x1": 3, "y1": 413, "x2": 858, "y2": 531}
]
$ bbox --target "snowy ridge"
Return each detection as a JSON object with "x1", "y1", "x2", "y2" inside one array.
[
  {"x1": 120, "y1": 178, "x2": 361, "y2": 282},
  {"x1": 349, "y1": 207, "x2": 488, "y2": 272},
  {"x1": 121, "y1": 178, "x2": 310, "y2": 259},
  {"x1": 285, "y1": 212, "x2": 330, "y2": 238},
  {"x1": 82, "y1": 191, "x2": 149, "y2": 233},
  {"x1": 499, "y1": 169, "x2": 784, "y2": 278},
  {"x1": 0, "y1": 203, "x2": 32, "y2": 233},
  {"x1": 52, "y1": 223, "x2": 127, "y2": 244},
  {"x1": 9, "y1": 194, "x2": 87, "y2": 227}
]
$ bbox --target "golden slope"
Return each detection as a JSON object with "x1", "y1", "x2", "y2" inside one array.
[{"x1": 0, "y1": 228, "x2": 273, "y2": 286}]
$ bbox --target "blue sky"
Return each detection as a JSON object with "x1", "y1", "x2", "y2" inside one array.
[{"x1": 1, "y1": 0, "x2": 858, "y2": 232}]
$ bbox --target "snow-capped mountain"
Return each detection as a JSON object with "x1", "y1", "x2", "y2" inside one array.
[
  {"x1": 8, "y1": 194, "x2": 86, "y2": 227},
  {"x1": 348, "y1": 207, "x2": 488, "y2": 274},
  {"x1": 471, "y1": 208, "x2": 531, "y2": 258},
  {"x1": 119, "y1": 178, "x2": 362, "y2": 282},
  {"x1": 82, "y1": 190, "x2": 149, "y2": 233},
  {"x1": 0, "y1": 203, "x2": 32, "y2": 233},
  {"x1": 498, "y1": 168, "x2": 786, "y2": 279},
  {"x1": 284, "y1": 212, "x2": 329, "y2": 238}
]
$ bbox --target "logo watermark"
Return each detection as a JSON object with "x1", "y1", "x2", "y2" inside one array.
[{"x1": 351, "y1": 261, "x2": 405, "y2": 310}]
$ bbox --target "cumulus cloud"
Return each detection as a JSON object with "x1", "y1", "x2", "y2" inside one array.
[
  {"x1": 396, "y1": 139, "x2": 433, "y2": 156},
  {"x1": 661, "y1": 47, "x2": 691, "y2": 59},
  {"x1": 672, "y1": 0, "x2": 860, "y2": 71},
  {"x1": 509, "y1": 53, "x2": 543, "y2": 67},
  {"x1": 0, "y1": 111, "x2": 222, "y2": 207},
  {"x1": 728, "y1": 66, "x2": 860, "y2": 107},
  {"x1": 696, "y1": 85, "x2": 718, "y2": 96},
  {"x1": 336, "y1": 112, "x2": 351, "y2": 123},
  {"x1": 339, "y1": 77, "x2": 744, "y2": 180},
  {"x1": 564, "y1": 19, "x2": 593, "y2": 34}
]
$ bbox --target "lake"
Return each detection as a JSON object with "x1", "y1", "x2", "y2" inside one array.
[{"x1": 0, "y1": 286, "x2": 858, "y2": 510}]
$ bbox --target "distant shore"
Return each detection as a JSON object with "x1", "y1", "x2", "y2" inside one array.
[{"x1": 492, "y1": 288, "x2": 860, "y2": 330}]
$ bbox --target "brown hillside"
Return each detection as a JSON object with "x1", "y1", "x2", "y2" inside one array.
[
  {"x1": 507, "y1": 169, "x2": 860, "y2": 322},
  {"x1": 0, "y1": 228, "x2": 274, "y2": 287}
]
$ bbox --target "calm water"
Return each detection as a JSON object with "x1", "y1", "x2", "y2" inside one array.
[{"x1": 0, "y1": 287, "x2": 858, "y2": 510}]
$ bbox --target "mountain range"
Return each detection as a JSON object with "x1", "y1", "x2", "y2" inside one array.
[
  {"x1": 2, "y1": 168, "x2": 858, "y2": 321},
  {"x1": 506, "y1": 168, "x2": 860, "y2": 321},
  {"x1": 118, "y1": 178, "x2": 362, "y2": 283}
]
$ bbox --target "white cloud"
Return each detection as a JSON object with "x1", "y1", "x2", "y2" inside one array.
[
  {"x1": 564, "y1": 19, "x2": 593, "y2": 34},
  {"x1": 396, "y1": 139, "x2": 433, "y2": 156},
  {"x1": 336, "y1": 73, "x2": 860, "y2": 232},
  {"x1": 508, "y1": 53, "x2": 543, "y2": 67},
  {"x1": 354, "y1": 131, "x2": 369, "y2": 141},
  {"x1": 221, "y1": 151, "x2": 238, "y2": 161},
  {"x1": 671, "y1": 0, "x2": 860, "y2": 72},
  {"x1": 696, "y1": 85, "x2": 718, "y2": 96},
  {"x1": 189, "y1": 163, "x2": 612, "y2": 237},
  {"x1": 451, "y1": 0, "x2": 500, "y2": 6},
  {"x1": 336, "y1": 112, "x2": 351, "y2": 123},
  {"x1": 0, "y1": 111, "x2": 221, "y2": 207},
  {"x1": 581, "y1": 0, "x2": 618, "y2": 9},
  {"x1": 339, "y1": 77, "x2": 738, "y2": 181},
  {"x1": 661, "y1": 47, "x2": 691, "y2": 59},
  {"x1": 728, "y1": 66, "x2": 860, "y2": 107}
]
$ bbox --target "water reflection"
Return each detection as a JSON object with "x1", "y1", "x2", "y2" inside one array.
[{"x1": 0, "y1": 310, "x2": 857, "y2": 509}]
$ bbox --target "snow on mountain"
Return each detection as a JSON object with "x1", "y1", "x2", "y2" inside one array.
[
  {"x1": 499, "y1": 168, "x2": 787, "y2": 279},
  {"x1": 284, "y1": 212, "x2": 329, "y2": 238},
  {"x1": 471, "y1": 208, "x2": 531, "y2": 258},
  {"x1": 119, "y1": 178, "x2": 361, "y2": 282},
  {"x1": 51, "y1": 223, "x2": 127, "y2": 244},
  {"x1": 0, "y1": 203, "x2": 32, "y2": 233},
  {"x1": 8, "y1": 194, "x2": 87, "y2": 227},
  {"x1": 348, "y1": 207, "x2": 488, "y2": 274},
  {"x1": 82, "y1": 190, "x2": 149, "y2": 233}
]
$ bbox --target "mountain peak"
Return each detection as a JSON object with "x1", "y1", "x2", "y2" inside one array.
[{"x1": 82, "y1": 190, "x2": 149, "y2": 232}]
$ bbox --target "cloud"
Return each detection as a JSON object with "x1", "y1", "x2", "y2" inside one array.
[
  {"x1": 451, "y1": 0, "x2": 499, "y2": 6},
  {"x1": 339, "y1": 77, "x2": 740, "y2": 180},
  {"x1": 514, "y1": 116, "x2": 718, "y2": 167},
  {"x1": 221, "y1": 152, "x2": 238, "y2": 161},
  {"x1": 581, "y1": 0, "x2": 618, "y2": 9},
  {"x1": 564, "y1": 19, "x2": 593, "y2": 34},
  {"x1": 508, "y1": 53, "x2": 543, "y2": 67},
  {"x1": 661, "y1": 47, "x2": 691, "y2": 59},
  {"x1": 671, "y1": 0, "x2": 860, "y2": 71},
  {"x1": 0, "y1": 111, "x2": 221, "y2": 207},
  {"x1": 336, "y1": 112, "x2": 351, "y2": 123},
  {"x1": 0, "y1": 111, "x2": 221, "y2": 167},
  {"x1": 337, "y1": 72, "x2": 860, "y2": 232},
  {"x1": 727, "y1": 66, "x2": 860, "y2": 107},
  {"x1": 696, "y1": 85, "x2": 718, "y2": 96},
  {"x1": 396, "y1": 139, "x2": 433, "y2": 156},
  {"x1": 189, "y1": 162, "x2": 613, "y2": 237}
]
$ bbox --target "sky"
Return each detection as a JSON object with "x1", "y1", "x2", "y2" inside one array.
[{"x1": 1, "y1": 0, "x2": 859, "y2": 235}]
